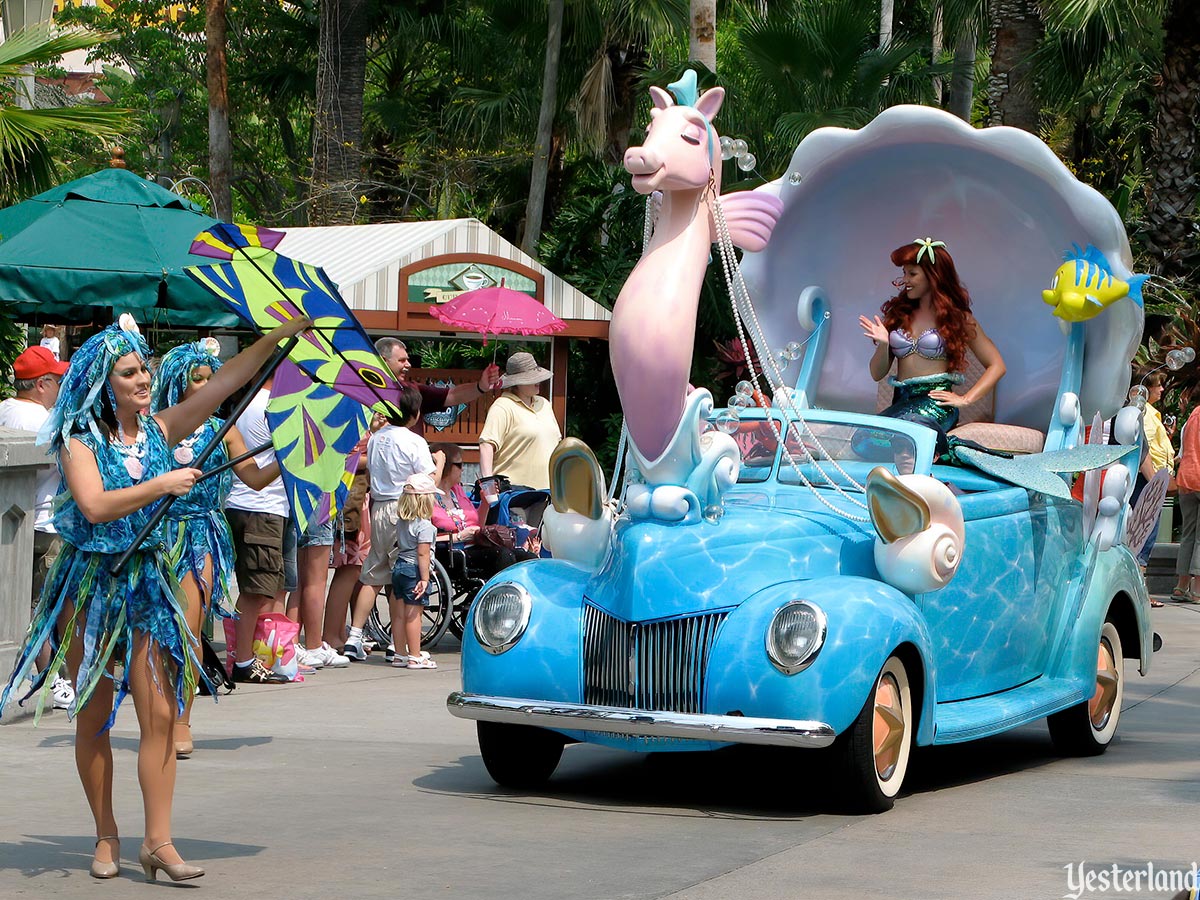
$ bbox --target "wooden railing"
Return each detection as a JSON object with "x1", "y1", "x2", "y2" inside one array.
[{"x1": 408, "y1": 367, "x2": 497, "y2": 460}]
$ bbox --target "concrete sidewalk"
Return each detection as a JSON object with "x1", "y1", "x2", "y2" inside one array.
[{"x1": 1, "y1": 600, "x2": 1197, "y2": 900}]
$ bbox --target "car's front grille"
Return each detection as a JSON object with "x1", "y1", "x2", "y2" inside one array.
[{"x1": 582, "y1": 604, "x2": 728, "y2": 714}]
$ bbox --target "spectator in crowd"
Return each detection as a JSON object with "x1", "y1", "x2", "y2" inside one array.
[
  {"x1": 39, "y1": 324, "x2": 61, "y2": 360},
  {"x1": 1132, "y1": 370, "x2": 1175, "y2": 573},
  {"x1": 478, "y1": 352, "x2": 561, "y2": 491},
  {"x1": 1, "y1": 313, "x2": 308, "y2": 882},
  {"x1": 1171, "y1": 398, "x2": 1200, "y2": 604},
  {"x1": 374, "y1": 336, "x2": 501, "y2": 435},
  {"x1": 343, "y1": 390, "x2": 443, "y2": 661},
  {"x1": 287, "y1": 513, "x2": 348, "y2": 670},
  {"x1": 0, "y1": 345, "x2": 72, "y2": 709},
  {"x1": 321, "y1": 431, "x2": 371, "y2": 653},
  {"x1": 223, "y1": 371, "x2": 292, "y2": 685},
  {"x1": 429, "y1": 441, "x2": 536, "y2": 576},
  {"x1": 150, "y1": 339, "x2": 282, "y2": 755},
  {"x1": 391, "y1": 473, "x2": 441, "y2": 669}
]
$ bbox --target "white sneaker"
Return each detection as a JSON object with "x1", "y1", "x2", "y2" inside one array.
[
  {"x1": 342, "y1": 635, "x2": 367, "y2": 661},
  {"x1": 315, "y1": 642, "x2": 350, "y2": 668},
  {"x1": 50, "y1": 676, "x2": 74, "y2": 710},
  {"x1": 294, "y1": 644, "x2": 324, "y2": 669}
]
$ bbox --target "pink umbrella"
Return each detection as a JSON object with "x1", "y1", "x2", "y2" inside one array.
[{"x1": 429, "y1": 281, "x2": 566, "y2": 345}]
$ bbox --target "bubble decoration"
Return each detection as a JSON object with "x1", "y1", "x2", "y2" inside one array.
[
  {"x1": 788, "y1": 171, "x2": 802, "y2": 185},
  {"x1": 737, "y1": 152, "x2": 757, "y2": 172},
  {"x1": 732, "y1": 139, "x2": 748, "y2": 157},
  {"x1": 1166, "y1": 350, "x2": 1187, "y2": 370},
  {"x1": 735, "y1": 380, "x2": 754, "y2": 396},
  {"x1": 1182, "y1": 347, "x2": 1197, "y2": 363},
  {"x1": 1129, "y1": 384, "x2": 1149, "y2": 402},
  {"x1": 727, "y1": 394, "x2": 751, "y2": 409},
  {"x1": 785, "y1": 341, "x2": 803, "y2": 360},
  {"x1": 715, "y1": 409, "x2": 740, "y2": 433},
  {"x1": 719, "y1": 135, "x2": 735, "y2": 161}
]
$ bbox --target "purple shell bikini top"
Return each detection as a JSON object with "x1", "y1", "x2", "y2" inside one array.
[{"x1": 889, "y1": 327, "x2": 947, "y2": 361}]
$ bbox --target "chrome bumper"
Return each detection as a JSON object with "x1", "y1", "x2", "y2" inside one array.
[{"x1": 446, "y1": 692, "x2": 837, "y2": 748}]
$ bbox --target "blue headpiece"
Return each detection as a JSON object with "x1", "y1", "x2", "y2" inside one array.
[
  {"x1": 667, "y1": 69, "x2": 715, "y2": 164},
  {"x1": 151, "y1": 338, "x2": 223, "y2": 412},
  {"x1": 40, "y1": 313, "x2": 152, "y2": 452}
]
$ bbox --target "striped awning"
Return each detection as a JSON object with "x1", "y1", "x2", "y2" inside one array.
[{"x1": 273, "y1": 219, "x2": 611, "y2": 326}]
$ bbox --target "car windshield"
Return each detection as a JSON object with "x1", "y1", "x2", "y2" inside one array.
[{"x1": 728, "y1": 417, "x2": 921, "y2": 486}]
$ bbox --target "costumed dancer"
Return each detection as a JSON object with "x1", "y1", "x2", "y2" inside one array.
[
  {"x1": 0, "y1": 313, "x2": 309, "y2": 883},
  {"x1": 150, "y1": 338, "x2": 281, "y2": 759},
  {"x1": 858, "y1": 239, "x2": 1006, "y2": 452}
]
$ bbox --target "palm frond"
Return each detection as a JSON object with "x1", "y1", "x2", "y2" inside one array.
[{"x1": 0, "y1": 23, "x2": 117, "y2": 74}]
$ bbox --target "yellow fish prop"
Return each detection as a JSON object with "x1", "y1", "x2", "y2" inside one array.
[{"x1": 1042, "y1": 244, "x2": 1147, "y2": 323}]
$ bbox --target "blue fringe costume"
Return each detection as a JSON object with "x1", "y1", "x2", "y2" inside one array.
[
  {"x1": 0, "y1": 319, "x2": 208, "y2": 728},
  {"x1": 151, "y1": 341, "x2": 236, "y2": 615}
]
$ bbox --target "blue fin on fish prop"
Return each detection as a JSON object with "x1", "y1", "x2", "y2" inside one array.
[
  {"x1": 953, "y1": 444, "x2": 1131, "y2": 500},
  {"x1": 1126, "y1": 273, "x2": 1149, "y2": 306}
]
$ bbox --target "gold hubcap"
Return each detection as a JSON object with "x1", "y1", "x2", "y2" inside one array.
[
  {"x1": 1088, "y1": 637, "x2": 1119, "y2": 730},
  {"x1": 873, "y1": 672, "x2": 905, "y2": 780}
]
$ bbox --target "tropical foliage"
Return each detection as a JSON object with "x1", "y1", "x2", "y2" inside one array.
[{"x1": 1, "y1": 0, "x2": 1197, "y2": 421}]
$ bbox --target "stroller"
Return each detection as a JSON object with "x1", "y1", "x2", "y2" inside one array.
[{"x1": 440, "y1": 480, "x2": 551, "y2": 638}]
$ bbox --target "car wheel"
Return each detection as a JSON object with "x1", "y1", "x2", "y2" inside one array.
[
  {"x1": 1048, "y1": 620, "x2": 1123, "y2": 756},
  {"x1": 477, "y1": 721, "x2": 565, "y2": 789},
  {"x1": 835, "y1": 654, "x2": 913, "y2": 813}
]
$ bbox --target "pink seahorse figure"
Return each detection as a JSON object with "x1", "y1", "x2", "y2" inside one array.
[{"x1": 612, "y1": 70, "x2": 783, "y2": 465}]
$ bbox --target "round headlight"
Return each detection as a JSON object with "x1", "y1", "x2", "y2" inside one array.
[
  {"x1": 473, "y1": 582, "x2": 531, "y2": 654},
  {"x1": 766, "y1": 600, "x2": 826, "y2": 675}
]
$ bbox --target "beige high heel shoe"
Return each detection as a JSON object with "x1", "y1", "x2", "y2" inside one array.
[
  {"x1": 90, "y1": 835, "x2": 119, "y2": 879},
  {"x1": 174, "y1": 720, "x2": 194, "y2": 759},
  {"x1": 139, "y1": 841, "x2": 204, "y2": 882}
]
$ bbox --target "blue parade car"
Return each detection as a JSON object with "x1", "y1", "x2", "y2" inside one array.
[{"x1": 447, "y1": 106, "x2": 1158, "y2": 811}]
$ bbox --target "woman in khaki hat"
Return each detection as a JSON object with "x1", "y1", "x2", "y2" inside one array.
[{"x1": 478, "y1": 351, "x2": 561, "y2": 490}]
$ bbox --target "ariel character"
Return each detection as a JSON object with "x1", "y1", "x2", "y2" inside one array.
[{"x1": 858, "y1": 239, "x2": 1007, "y2": 448}]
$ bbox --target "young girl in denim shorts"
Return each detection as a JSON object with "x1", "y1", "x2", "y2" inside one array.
[{"x1": 391, "y1": 474, "x2": 441, "y2": 669}]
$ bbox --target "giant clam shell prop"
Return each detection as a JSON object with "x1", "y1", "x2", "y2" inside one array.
[{"x1": 740, "y1": 105, "x2": 1141, "y2": 429}]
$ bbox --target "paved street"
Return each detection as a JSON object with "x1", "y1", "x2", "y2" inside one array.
[{"x1": 1, "y1": 601, "x2": 1197, "y2": 900}]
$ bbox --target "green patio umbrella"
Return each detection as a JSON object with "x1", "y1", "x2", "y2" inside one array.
[{"x1": 0, "y1": 168, "x2": 239, "y2": 326}]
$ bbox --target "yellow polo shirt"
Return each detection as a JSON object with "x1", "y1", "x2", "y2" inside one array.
[
  {"x1": 478, "y1": 392, "x2": 562, "y2": 490},
  {"x1": 1144, "y1": 403, "x2": 1175, "y2": 473}
]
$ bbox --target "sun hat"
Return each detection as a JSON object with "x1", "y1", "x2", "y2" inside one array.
[
  {"x1": 501, "y1": 351, "x2": 551, "y2": 387},
  {"x1": 402, "y1": 473, "x2": 444, "y2": 496},
  {"x1": 13, "y1": 345, "x2": 69, "y2": 380}
]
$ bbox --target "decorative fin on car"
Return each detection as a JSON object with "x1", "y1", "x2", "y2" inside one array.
[{"x1": 542, "y1": 438, "x2": 614, "y2": 571}]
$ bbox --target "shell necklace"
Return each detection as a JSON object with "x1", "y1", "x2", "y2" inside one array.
[
  {"x1": 174, "y1": 423, "x2": 206, "y2": 465},
  {"x1": 115, "y1": 420, "x2": 147, "y2": 481}
]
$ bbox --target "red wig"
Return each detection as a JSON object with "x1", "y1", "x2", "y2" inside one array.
[{"x1": 880, "y1": 241, "x2": 976, "y2": 372}]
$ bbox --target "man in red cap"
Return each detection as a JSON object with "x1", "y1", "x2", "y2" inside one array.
[{"x1": 0, "y1": 344, "x2": 72, "y2": 709}]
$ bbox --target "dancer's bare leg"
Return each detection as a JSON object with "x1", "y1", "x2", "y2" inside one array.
[
  {"x1": 175, "y1": 556, "x2": 213, "y2": 752},
  {"x1": 128, "y1": 632, "x2": 186, "y2": 867},
  {"x1": 322, "y1": 564, "x2": 361, "y2": 648},
  {"x1": 62, "y1": 603, "x2": 118, "y2": 867}
]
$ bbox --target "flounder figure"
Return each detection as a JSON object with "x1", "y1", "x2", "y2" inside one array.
[{"x1": 1042, "y1": 243, "x2": 1147, "y2": 323}]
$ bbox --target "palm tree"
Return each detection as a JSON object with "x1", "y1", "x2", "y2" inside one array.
[
  {"x1": 1141, "y1": 0, "x2": 1199, "y2": 278},
  {"x1": 310, "y1": 0, "x2": 370, "y2": 225},
  {"x1": 522, "y1": 0, "x2": 565, "y2": 255},
  {"x1": 985, "y1": 0, "x2": 1043, "y2": 130},
  {"x1": 206, "y1": 0, "x2": 232, "y2": 220},
  {"x1": 722, "y1": 0, "x2": 942, "y2": 169},
  {"x1": 691, "y1": 0, "x2": 716, "y2": 70},
  {"x1": 0, "y1": 24, "x2": 128, "y2": 204}
]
